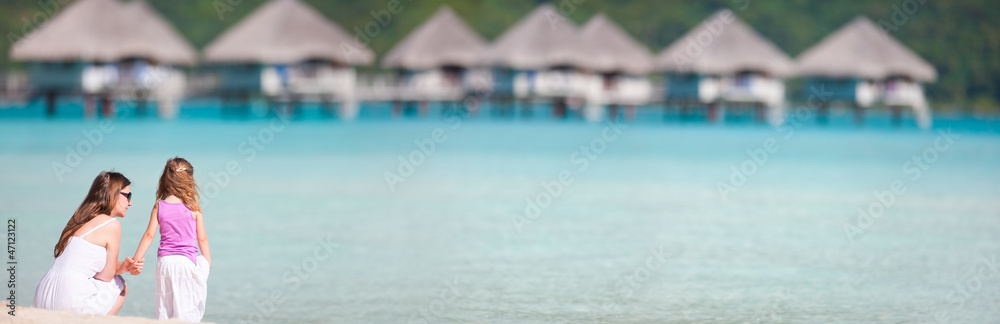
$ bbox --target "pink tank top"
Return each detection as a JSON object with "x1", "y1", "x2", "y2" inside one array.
[{"x1": 157, "y1": 200, "x2": 198, "y2": 264}]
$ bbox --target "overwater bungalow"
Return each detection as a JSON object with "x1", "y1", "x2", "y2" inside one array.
[
  {"x1": 580, "y1": 13, "x2": 655, "y2": 121},
  {"x1": 203, "y1": 0, "x2": 374, "y2": 119},
  {"x1": 9, "y1": 0, "x2": 195, "y2": 118},
  {"x1": 117, "y1": 1, "x2": 197, "y2": 119},
  {"x1": 488, "y1": 4, "x2": 612, "y2": 120},
  {"x1": 654, "y1": 9, "x2": 794, "y2": 124},
  {"x1": 381, "y1": 6, "x2": 490, "y2": 117},
  {"x1": 795, "y1": 16, "x2": 936, "y2": 128}
]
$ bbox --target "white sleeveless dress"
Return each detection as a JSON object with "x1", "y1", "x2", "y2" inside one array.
[{"x1": 33, "y1": 218, "x2": 126, "y2": 315}]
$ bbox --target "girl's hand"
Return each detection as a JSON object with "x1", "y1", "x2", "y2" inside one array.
[{"x1": 130, "y1": 257, "x2": 144, "y2": 275}]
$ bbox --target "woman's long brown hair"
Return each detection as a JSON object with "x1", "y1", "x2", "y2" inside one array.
[
  {"x1": 157, "y1": 157, "x2": 201, "y2": 212},
  {"x1": 54, "y1": 171, "x2": 130, "y2": 257}
]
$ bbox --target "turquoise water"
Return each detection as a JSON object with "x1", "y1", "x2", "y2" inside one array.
[{"x1": 2, "y1": 101, "x2": 1000, "y2": 323}]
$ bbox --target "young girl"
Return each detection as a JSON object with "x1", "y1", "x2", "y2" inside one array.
[{"x1": 132, "y1": 157, "x2": 211, "y2": 322}]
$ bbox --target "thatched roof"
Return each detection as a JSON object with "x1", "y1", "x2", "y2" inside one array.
[
  {"x1": 382, "y1": 6, "x2": 488, "y2": 70},
  {"x1": 10, "y1": 0, "x2": 123, "y2": 62},
  {"x1": 580, "y1": 14, "x2": 654, "y2": 75},
  {"x1": 203, "y1": 0, "x2": 374, "y2": 65},
  {"x1": 10, "y1": 0, "x2": 196, "y2": 65},
  {"x1": 117, "y1": 1, "x2": 197, "y2": 65},
  {"x1": 654, "y1": 9, "x2": 794, "y2": 77},
  {"x1": 795, "y1": 16, "x2": 936, "y2": 82},
  {"x1": 489, "y1": 4, "x2": 612, "y2": 71}
]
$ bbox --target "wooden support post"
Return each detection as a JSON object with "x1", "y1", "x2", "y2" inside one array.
[
  {"x1": 293, "y1": 95, "x2": 304, "y2": 118},
  {"x1": 500, "y1": 98, "x2": 509, "y2": 118},
  {"x1": 136, "y1": 92, "x2": 147, "y2": 118},
  {"x1": 100, "y1": 93, "x2": 114, "y2": 118},
  {"x1": 241, "y1": 92, "x2": 251, "y2": 117},
  {"x1": 404, "y1": 101, "x2": 415, "y2": 117},
  {"x1": 755, "y1": 103, "x2": 765, "y2": 123},
  {"x1": 440, "y1": 101, "x2": 451, "y2": 118},
  {"x1": 458, "y1": 99, "x2": 470, "y2": 118},
  {"x1": 278, "y1": 96, "x2": 289, "y2": 117},
  {"x1": 224, "y1": 93, "x2": 232, "y2": 117},
  {"x1": 625, "y1": 105, "x2": 636, "y2": 122},
  {"x1": 505, "y1": 99, "x2": 512, "y2": 118},
  {"x1": 392, "y1": 100, "x2": 402, "y2": 117},
  {"x1": 220, "y1": 93, "x2": 230, "y2": 117},
  {"x1": 321, "y1": 95, "x2": 335, "y2": 118},
  {"x1": 553, "y1": 98, "x2": 566, "y2": 119},
  {"x1": 469, "y1": 99, "x2": 480, "y2": 118},
  {"x1": 84, "y1": 94, "x2": 96, "y2": 118},
  {"x1": 708, "y1": 103, "x2": 718, "y2": 123},
  {"x1": 891, "y1": 106, "x2": 902, "y2": 127},
  {"x1": 418, "y1": 100, "x2": 429, "y2": 117},
  {"x1": 853, "y1": 103, "x2": 864, "y2": 126},
  {"x1": 265, "y1": 97, "x2": 275, "y2": 117},
  {"x1": 817, "y1": 102, "x2": 829, "y2": 125},
  {"x1": 45, "y1": 91, "x2": 57, "y2": 118}
]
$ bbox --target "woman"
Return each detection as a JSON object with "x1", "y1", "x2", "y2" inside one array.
[{"x1": 33, "y1": 171, "x2": 142, "y2": 315}]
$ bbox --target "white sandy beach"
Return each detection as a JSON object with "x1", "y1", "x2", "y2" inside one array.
[{"x1": 4, "y1": 303, "x2": 213, "y2": 324}]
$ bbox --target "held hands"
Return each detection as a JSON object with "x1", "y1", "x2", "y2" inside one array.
[
  {"x1": 131, "y1": 257, "x2": 145, "y2": 275},
  {"x1": 124, "y1": 257, "x2": 145, "y2": 276}
]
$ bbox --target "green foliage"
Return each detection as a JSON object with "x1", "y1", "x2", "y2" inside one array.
[{"x1": 0, "y1": 0, "x2": 997, "y2": 106}]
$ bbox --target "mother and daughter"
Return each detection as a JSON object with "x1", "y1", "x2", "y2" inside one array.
[{"x1": 33, "y1": 157, "x2": 212, "y2": 322}]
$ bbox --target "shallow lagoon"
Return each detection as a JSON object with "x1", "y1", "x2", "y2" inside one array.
[{"x1": 2, "y1": 101, "x2": 1000, "y2": 322}]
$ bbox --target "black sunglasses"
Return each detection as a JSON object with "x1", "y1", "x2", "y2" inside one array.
[{"x1": 120, "y1": 191, "x2": 132, "y2": 202}]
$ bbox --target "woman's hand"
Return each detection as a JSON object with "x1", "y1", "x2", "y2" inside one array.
[
  {"x1": 129, "y1": 257, "x2": 144, "y2": 275},
  {"x1": 117, "y1": 257, "x2": 136, "y2": 276}
]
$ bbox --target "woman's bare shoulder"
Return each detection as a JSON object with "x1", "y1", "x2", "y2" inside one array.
[
  {"x1": 78, "y1": 214, "x2": 114, "y2": 231},
  {"x1": 93, "y1": 214, "x2": 120, "y2": 229},
  {"x1": 74, "y1": 214, "x2": 119, "y2": 241}
]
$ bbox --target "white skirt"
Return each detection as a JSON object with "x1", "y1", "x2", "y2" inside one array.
[
  {"x1": 155, "y1": 255, "x2": 210, "y2": 322},
  {"x1": 33, "y1": 272, "x2": 125, "y2": 315}
]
